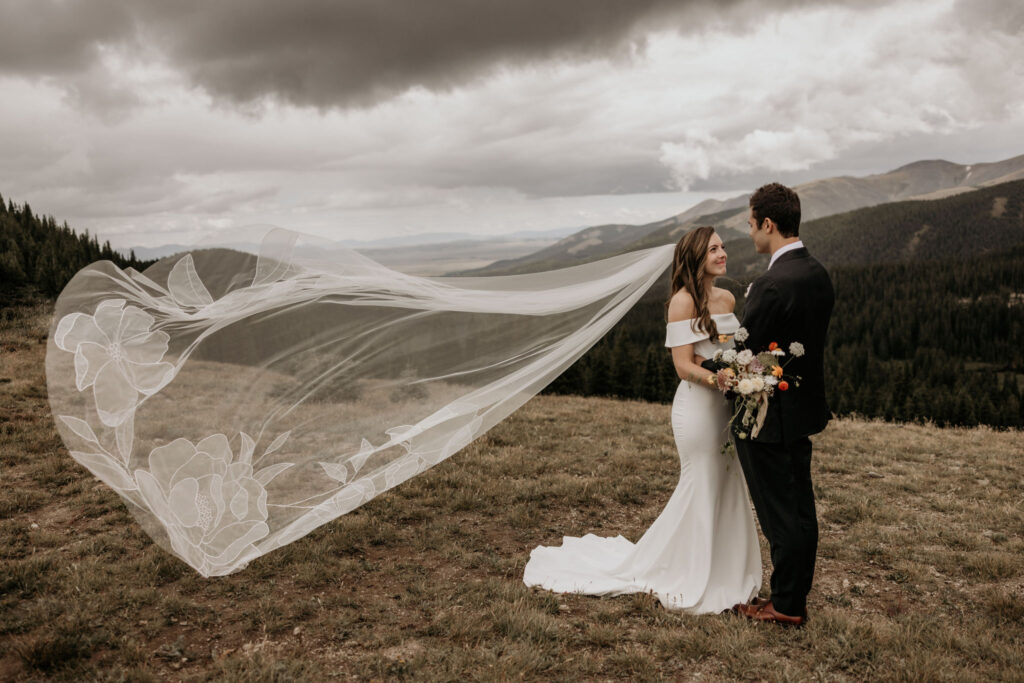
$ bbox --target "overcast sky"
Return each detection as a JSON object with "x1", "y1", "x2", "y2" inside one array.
[{"x1": 2, "y1": 0, "x2": 1022, "y2": 248}]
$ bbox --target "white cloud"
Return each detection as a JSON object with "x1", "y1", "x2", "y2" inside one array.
[
  {"x1": 654, "y1": 0, "x2": 1024, "y2": 188},
  {"x1": 661, "y1": 128, "x2": 846, "y2": 189}
]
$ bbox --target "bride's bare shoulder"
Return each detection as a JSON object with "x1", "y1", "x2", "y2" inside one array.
[{"x1": 667, "y1": 290, "x2": 695, "y2": 323}]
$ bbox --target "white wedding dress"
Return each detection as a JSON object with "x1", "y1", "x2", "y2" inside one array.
[{"x1": 523, "y1": 312, "x2": 761, "y2": 613}]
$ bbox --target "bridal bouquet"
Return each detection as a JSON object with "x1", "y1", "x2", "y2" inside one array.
[{"x1": 712, "y1": 328, "x2": 804, "y2": 440}]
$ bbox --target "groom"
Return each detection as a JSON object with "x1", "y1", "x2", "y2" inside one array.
[{"x1": 709, "y1": 182, "x2": 834, "y2": 627}]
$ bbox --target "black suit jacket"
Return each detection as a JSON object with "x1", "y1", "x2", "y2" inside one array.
[{"x1": 740, "y1": 247, "x2": 834, "y2": 444}]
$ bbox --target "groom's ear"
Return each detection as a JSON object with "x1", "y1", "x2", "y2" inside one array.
[{"x1": 761, "y1": 217, "x2": 775, "y2": 234}]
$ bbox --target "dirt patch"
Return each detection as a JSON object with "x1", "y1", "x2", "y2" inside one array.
[{"x1": 992, "y1": 196, "x2": 1008, "y2": 218}]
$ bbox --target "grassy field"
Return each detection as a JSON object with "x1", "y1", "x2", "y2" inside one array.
[{"x1": 1, "y1": 300, "x2": 1022, "y2": 681}]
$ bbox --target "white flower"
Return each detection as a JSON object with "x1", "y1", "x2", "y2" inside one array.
[
  {"x1": 721, "y1": 349, "x2": 738, "y2": 364},
  {"x1": 736, "y1": 349, "x2": 754, "y2": 365},
  {"x1": 134, "y1": 434, "x2": 271, "y2": 576},
  {"x1": 751, "y1": 376, "x2": 765, "y2": 392},
  {"x1": 789, "y1": 342, "x2": 806, "y2": 357},
  {"x1": 713, "y1": 349, "x2": 723, "y2": 361},
  {"x1": 771, "y1": 348, "x2": 785, "y2": 356},
  {"x1": 765, "y1": 375, "x2": 778, "y2": 387},
  {"x1": 54, "y1": 299, "x2": 175, "y2": 427},
  {"x1": 737, "y1": 378, "x2": 755, "y2": 395},
  {"x1": 734, "y1": 327, "x2": 749, "y2": 343}
]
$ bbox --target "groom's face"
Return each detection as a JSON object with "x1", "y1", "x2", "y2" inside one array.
[{"x1": 747, "y1": 208, "x2": 771, "y2": 254}]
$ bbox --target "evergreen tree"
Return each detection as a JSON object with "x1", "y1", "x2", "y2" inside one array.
[{"x1": 608, "y1": 332, "x2": 637, "y2": 399}]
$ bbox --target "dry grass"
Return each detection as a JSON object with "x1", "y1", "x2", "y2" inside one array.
[{"x1": 1, "y1": 300, "x2": 1022, "y2": 681}]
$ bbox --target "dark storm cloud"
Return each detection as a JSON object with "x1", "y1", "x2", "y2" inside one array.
[
  {"x1": 0, "y1": 0, "x2": 131, "y2": 75},
  {"x1": 141, "y1": 0, "x2": 696, "y2": 108},
  {"x1": 1, "y1": 0, "x2": 851, "y2": 110}
]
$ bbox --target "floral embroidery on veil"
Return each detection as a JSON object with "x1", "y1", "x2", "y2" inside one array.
[{"x1": 47, "y1": 229, "x2": 675, "y2": 576}]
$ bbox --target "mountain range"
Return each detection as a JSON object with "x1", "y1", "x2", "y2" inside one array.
[
  {"x1": 127, "y1": 226, "x2": 580, "y2": 263},
  {"x1": 450, "y1": 153, "x2": 1024, "y2": 276},
  {"x1": 722, "y1": 178, "x2": 1024, "y2": 280},
  {"x1": 4, "y1": 154, "x2": 1021, "y2": 429},
  {"x1": 121, "y1": 153, "x2": 1024, "y2": 277}
]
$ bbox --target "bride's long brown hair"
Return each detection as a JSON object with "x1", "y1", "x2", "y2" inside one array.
[{"x1": 665, "y1": 225, "x2": 718, "y2": 339}]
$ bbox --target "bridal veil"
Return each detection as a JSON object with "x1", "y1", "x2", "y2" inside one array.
[{"x1": 46, "y1": 227, "x2": 674, "y2": 576}]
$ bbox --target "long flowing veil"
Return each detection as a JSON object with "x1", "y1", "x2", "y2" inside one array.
[{"x1": 45, "y1": 227, "x2": 675, "y2": 576}]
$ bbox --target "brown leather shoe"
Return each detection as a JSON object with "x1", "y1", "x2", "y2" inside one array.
[
  {"x1": 750, "y1": 596, "x2": 771, "y2": 608},
  {"x1": 748, "y1": 601, "x2": 805, "y2": 627},
  {"x1": 731, "y1": 601, "x2": 762, "y2": 618}
]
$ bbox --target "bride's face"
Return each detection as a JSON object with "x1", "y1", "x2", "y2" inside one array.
[{"x1": 704, "y1": 233, "x2": 727, "y2": 278}]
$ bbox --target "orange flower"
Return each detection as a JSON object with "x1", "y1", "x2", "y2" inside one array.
[
  {"x1": 772, "y1": 365, "x2": 784, "y2": 378},
  {"x1": 778, "y1": 380, "x2": 789, "y2": 391},
  {"x1": 768, "y1": 342, "x2": 778, "y2": 351}
]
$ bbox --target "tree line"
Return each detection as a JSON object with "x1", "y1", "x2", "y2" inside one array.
[
  {"x1": 0, "y1": 194, "x2": 154, "y2": 300},
  {"x1": 542, "y1": 245, "x2": 1024, "y2": 429}
]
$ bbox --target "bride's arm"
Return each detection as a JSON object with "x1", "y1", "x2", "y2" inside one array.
[
  {"x1": 667, "y1": 292, "x2": 718, "y2": 390},
  {"x1": 672, "y1": 345, "x2": 716, "y2": 389}
]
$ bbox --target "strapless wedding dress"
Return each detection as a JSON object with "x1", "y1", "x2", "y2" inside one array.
[{"x1": 523, "y1": 313, "x2": 761, "y2": 613}]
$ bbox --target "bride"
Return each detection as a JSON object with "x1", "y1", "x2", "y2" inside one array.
[{"x1": 523, "y1": 226, "x2": 762, "y2": 613}]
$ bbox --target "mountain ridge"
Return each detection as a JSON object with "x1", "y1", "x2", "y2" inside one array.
[
  {"x1": 716, "y1": 177, "x2": 1024, "y2": 280},
  {"x1": 128, "y1": 225, "x2": 580, "y2": 262},
  {"x1": 451, "y1": 152, "x2": 1024, "y2": 276}
]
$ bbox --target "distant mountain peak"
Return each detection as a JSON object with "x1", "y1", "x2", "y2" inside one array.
[{"x1": 889, "y1": 158, "x2": 962, "y2": 172}]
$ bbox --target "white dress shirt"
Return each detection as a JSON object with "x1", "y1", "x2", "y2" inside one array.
[{"x1": 767, "y1": 240, "x2": 804, "y2": 270}]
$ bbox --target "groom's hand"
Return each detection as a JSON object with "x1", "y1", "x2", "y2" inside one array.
[
  {"x1": 700, "y1": 359, "x2": 737, "y2": 400},
  {"x1": 700, "y1": 358, "x2": 724, "y2": 374}
]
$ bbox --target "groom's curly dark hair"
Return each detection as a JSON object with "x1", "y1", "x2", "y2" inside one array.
[{"x1": 749, "y1": 183, "x2": 801, "y2": 238}]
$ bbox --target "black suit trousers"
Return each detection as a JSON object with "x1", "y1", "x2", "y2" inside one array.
[{"x1": 734, "y1": 436, "x2": 818, "y2": 616}]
